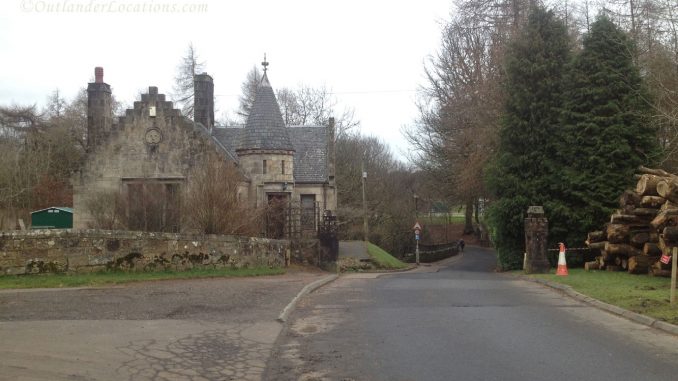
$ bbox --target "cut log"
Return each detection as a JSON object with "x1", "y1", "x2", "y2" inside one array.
[
  {"x1": 662, "y1": 226, "x2": 678, "y2": 242},
  {"x1": 642, "y1": 242, "x2": 662, "y2": 256},
  {"x1": 606, "y1": 265, "x2": 622, "y2": 272},
  {"x1": 637, "y1": 165, "x2": 675, "y2": 177},
  {"x1": 640, "y1": 195, "x2": 666, "y2": 208},
  {"x1": 587, "y1": 230, "x2": 606, "y2": 243},
  {"x1": 605, "y1": 242, "x2": 642, "y2": 257},
  {"x1": 660, "y1": 201, "x2": 678, "y2": 212},
  {"x1": 656, "y1": 179, "x2": 678, "y2": 203},
  {"x1": 614, "y1": 256, "x2": 630, "y2": 270},
  {"x1": 600, "y1": 250, "x2": 614, "y2": 262},
  {"x1": 620, "y1": 190, "x2": 641, "y2": 207},
  {"x1": 622, "y1": 205, "x2": 635, "y2": 215},
  {"x1": 631, "y1": 208, "x2": 660, "y2": 217},
  {"x1": 658, "y1": 236, "x2": 668, "y2": 253},
  {"x1": 630, "y1": 232, "x2": 650, "y2": 248},
  {"x1": 584, "y1": 261, "x2": 600, "y2": 271},
  {"x1": 610, "y1": 214, "x2": 648, "y2": 224},
  {"x1": 649, "y1": 232, "x2": 659, "y2": 243},
  {"x1": 587, "y1": 241, "x2": 607, "y2": 250},
  {"x1": 649, "y1": 267, "x2": 672, "y2": 277},
  {"x1": 597, "y1": 255, "x2": 606, "y2": 269},
  {"x1": 628, "y1": 255, "x2": 658, "y2": 274},
  {"x1": 614, "y1": 256, "x2": 622, "y2": 266},
  {"x1": 636, "y1": 174, "x2": 662, "y2": 196},
  {"x1": 650, "y1": 209, "x2": 678, "y2": 229},
  {"x1": 606, "y1": 224, "x2": 630, "y2": 243}
]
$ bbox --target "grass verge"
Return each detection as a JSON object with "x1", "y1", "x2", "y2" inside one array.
[
  {"x1": 367, "y1": 242, "x2": 408, "y2": 270},
  {"x1": 522, "y1": 269, "x2": 677, "y2": 325},
  {"x1": 0, "y1": 267, "x2": 285, "y2": 289},
  {"x1": 418, "y1": 215, "x2": 465, "y2": 224}
]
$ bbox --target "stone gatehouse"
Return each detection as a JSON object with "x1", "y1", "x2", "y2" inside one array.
[{"x1": 73, "y1": 64, "x2": 337, "y2": 237}]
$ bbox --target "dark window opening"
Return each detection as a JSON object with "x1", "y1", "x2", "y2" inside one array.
[
  {"x1": 126, "y1": 180, "x2": 181, "y2": 232},
  {"x1": 301, "y1": 194, "x2": 316, "y2": 232}
]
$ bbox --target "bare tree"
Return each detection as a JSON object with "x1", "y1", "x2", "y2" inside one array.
[
  {"x1": 276, "y1": 87, "x2": 300, "y2": 125},
  {"x1": 235, "y1": 67, "x2": 360, "y2": 136},
  {"x1": 84, "y1": 190, "x2": 128, "y2": 230},
  {"x1": 405, "y1": 0, "x2": 523, "y2": 233},
  {"x1": 182, "y1": 153, "x2": 261, "y2": 235},
  {"x1": 46, "y1": 89, "x2": 66, "y2": 119},
  {"x1": 0, "y1": 91, "x2": 90, "y2": 227},
  {"x1": 236, "y1": 66, "x2": 262, "y2": 122},
  {"x1": 173, "y1": 42, "x2": 205, "y2": 119},
  {"x1": 0, "y1": 104, "x2": 42, "y2": 138},
  {"x1": 277, "y1": 84, "x2": 360, "y2": 138},
  {"x1": 335, "y1": 133, "x2": 420, "y2": 255}
]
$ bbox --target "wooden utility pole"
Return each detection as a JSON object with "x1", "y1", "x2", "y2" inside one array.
[{"x1": 362, "y1": 161, "x2": 369, "y2": 242}]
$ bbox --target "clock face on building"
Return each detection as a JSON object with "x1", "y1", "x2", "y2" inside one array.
[{"x1": 145, "y1": 128, "x2": 162, "y2": 145}]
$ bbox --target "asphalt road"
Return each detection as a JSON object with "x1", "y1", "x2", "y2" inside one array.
[
  {"x1": 265, "y1": 246, "x2": 678, "y2": 381},
  {"x1": 0, "y1": 271, "x2": 327, "y2": 381}
]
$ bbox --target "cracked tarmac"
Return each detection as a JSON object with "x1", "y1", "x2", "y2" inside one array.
[{"x1": 0, "y1": 271, "x2": 326, "y2": 381}]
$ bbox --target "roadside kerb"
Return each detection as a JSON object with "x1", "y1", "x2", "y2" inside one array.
[
  {"x1": 517, "y1": 275, "x2": 678, "y2": 336},
  {"x1": 277, "y1": 274, "x2": 339, "y2": 322},
  {"x1": 277, "y1": 252, "x2": 465, "y2": 323}
]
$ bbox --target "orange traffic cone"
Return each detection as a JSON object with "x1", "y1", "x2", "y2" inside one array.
[{"x1": 556, "y1": 242, "x2": 568, "y2": 276}]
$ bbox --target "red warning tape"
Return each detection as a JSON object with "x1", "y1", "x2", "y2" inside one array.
[{"x1": 546, "y1": 247, "x2": 591, "y2": 251}]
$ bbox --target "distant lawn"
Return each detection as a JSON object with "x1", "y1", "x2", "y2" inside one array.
[
  {"x1": 0, "y1": 267, "x2": 285, "y2": 289},
  {"x1": 367, "y1": 243, "x2": 408, "y2": 270},
  {"x1": 418, "y1": 215, "x2": 465, "y2": 224},
  {"x1": 523, "y1": 269, "x2": 677, "y2": 324}
]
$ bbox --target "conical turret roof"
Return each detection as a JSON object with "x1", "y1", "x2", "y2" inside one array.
[{"x1": 238, "y1": 72, "x2": 294, "y2": 152}]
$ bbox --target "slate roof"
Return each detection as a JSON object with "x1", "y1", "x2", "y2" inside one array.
[
  {"x1": 211, "y1": 127, "x2": 242, "y2": 162},
  {"x1": 238, "y1": 73, "x2": 294, "y2": 151},
  {"x1": 212, "y1": 125, "x2": 329, "y2": 183},
  {"x1": 288, "y1": 126, "x2": 328, "y2": 183}
]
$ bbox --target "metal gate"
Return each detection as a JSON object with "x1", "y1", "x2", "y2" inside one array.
[{"x1": 264, "y1": 200, "x2": 321, "y2": 239}]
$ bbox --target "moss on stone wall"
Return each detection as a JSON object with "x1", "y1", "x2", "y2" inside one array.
[{"x1": 0, "y1": 229, "x2": 287, "y2": 275}]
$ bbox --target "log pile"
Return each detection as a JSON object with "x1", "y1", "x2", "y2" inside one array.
[{"x1": 585, "y1": 166, "x2": 675, "y2": 276}]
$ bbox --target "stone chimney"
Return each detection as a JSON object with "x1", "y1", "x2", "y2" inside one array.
[
  {"x1": 87, "y1": 67, "x2": 112, "y2": 150},
  {"x1": 193, "y1": 73, "x2": 214, "y2": 131},
  {"x1": 94, "y1": 67, "x2": 104, "y2": 83}
]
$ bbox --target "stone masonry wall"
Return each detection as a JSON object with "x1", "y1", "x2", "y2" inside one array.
[
  {"x1": 73, "y1": 86, "x2": 216, "y2": 228},
  {"x1": 0, "y1": 229, "x2": 288, "y2": 275}
]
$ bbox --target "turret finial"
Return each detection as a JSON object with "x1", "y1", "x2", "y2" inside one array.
[{"x1": 261, "y1": 53, "x2": 269, "y2": 73}]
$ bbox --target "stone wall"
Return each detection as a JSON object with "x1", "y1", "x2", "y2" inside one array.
[{"x1": 0, "y1": 229, "x2": 288, "y2": 275}]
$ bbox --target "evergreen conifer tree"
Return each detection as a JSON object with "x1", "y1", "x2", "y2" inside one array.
[
  {"x1": 486, "y1": 6, "x2": 571, "y2": 270},
  {"x1": 559, "y1": 15, "x2": 660, "y2": 246}
]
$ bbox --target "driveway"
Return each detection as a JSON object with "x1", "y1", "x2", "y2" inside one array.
[
  {"x1": 0, "y1": 271, "x2": 327, "y2": 381},
  {"x1": 338, "y1": 240, "x2": 369, "y2": 261},
  {"x1": 265, "y1": 246, "x2": 678, "y2": 381}
]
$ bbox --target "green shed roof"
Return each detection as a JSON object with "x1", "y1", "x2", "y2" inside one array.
[{"x1": 31, "y1": 207, "x2": 73, "y2": 214}]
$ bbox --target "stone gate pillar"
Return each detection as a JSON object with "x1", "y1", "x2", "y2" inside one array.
[{"x1": 524, "y1": 206, "x2": 550, "y2": 273}]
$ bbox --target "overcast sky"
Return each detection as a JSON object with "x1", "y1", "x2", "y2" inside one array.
[{"x1": 0, "y1": 0, "x2": 451, "y2": 159}]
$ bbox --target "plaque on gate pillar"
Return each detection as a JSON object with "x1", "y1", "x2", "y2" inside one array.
[{"x1": 524, "y1": 206, "x2": 550, "y2": 273}]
